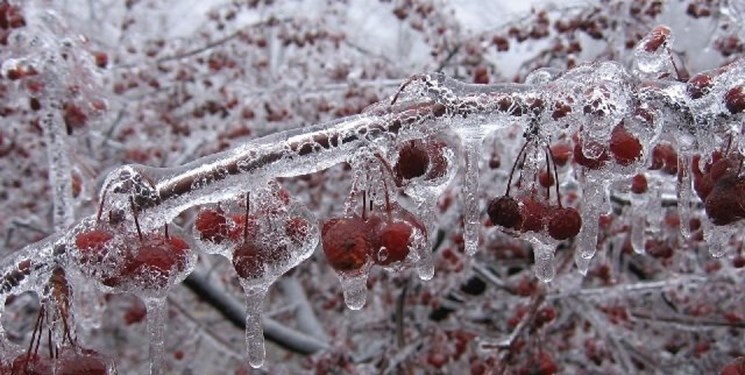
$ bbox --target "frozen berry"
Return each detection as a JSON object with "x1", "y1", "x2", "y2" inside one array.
[
  {"x1": 375, "y1": 221, "x2": 413, "y2": 265},
  {"x1": 549, "y1": 142, "x2": 573, "y2": 167},
  {"x1": 195, "y1": 208, "x2": 230, "y2": 244},
  {"x1": 725, "y1": 86, "x2": 745, "y2": 114},
  {"x1": 395, "y1": 140, "x2": 429, "y2": 181},
  {"x1": 232, "y1": 241, "x2": 271, "y2": 279},
  {"x1": 609, "y1": 124, "x2": 642, "y2": 166},
  {"x1": 520, "y1": 196, "x2": 549, "y2": 233},
  {"x1": 547, "y1": 207, "x2": 582, "y2": 240},
  {"x1": 650, "y1": 142, "x2": 678, "y2": 175},
  {"x1": 487, "y1": 196, "x2": 522, "y2": 229},
  {"x1": 642, "y1": 25, "x2": 671, "y2": 53},
  {"x1": 573, "y1": 139, "x2": 609, "y2": 170},
  {"x1": 704, "y1": 176, "x2": 745, "y2": 225},
  {"x1": 57, "y1": 349, "x2": 108, "y2": 375},
  {"x1": 321, "y1": 217, "x2": 373, "y2": 272},
  {"x1": 75, "y1": 229, "x2": 113, "y2": 265},
  {"x1": 686, "y1": 73, "x2": 712, "y2": 99},
  {"x1": 631, "y1": 173, "x2": 648, "y2": 194}
]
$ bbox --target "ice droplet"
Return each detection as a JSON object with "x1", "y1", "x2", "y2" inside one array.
[
  {"x1": 576, "y1": 179, "x2": 606, "y2": 262},
  {"x1": 529, "y1": 236, "x2": 557, "y2": 283},
  {"x1": 340, "y1": 273, "x2": 368, "y2": 310},
  {"x1": 676, "y1": 148, "x2": 694, "y2": 239},
  {"x1": 145, "y1": 297, "x2": 167, "y2": 375},
  {"x1": 703, "y1": 222, "x2": 737, "y2": 258},
  {"x1": 241, "y1": 284, "x2": 268, "y2": 369}
]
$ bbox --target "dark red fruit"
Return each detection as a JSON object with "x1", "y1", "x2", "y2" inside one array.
[
  {"x1": 704, "y1": 176, "x2": 745, "y2": 225},
  {"x1": 519, "y1": 196, "x2": 549, "y2": 232},
  {"x1": 686, "y1": 73, "x2": 712, "y2": 99},
  {"x1": 719, "y1": 356, "x2": 745, "y2": 375},
  {"x1": 609, "y1": 124, "x2": 642, "y2": 166},
  {"x1": 9, "y1": 353, "x2": 52, "y2": 375},
  {"x1": 573, "y1": 139, "x2": 609, "y2": 170},
  {"x1": 229, "y1": 214, "x2": 258, "y2": 242},
  {"x1": 195, "y1": 209, "x2": 231, "y2": 244},
  {"x1": 75, "y1": 229, "x2": 113, "y2": 265},
  {"x1": 57, "y1": 350, "x2": 108, "y2": 375},
  {"x1": 375, "y1": 221, "x2": 413, "y2": 265},
  {"x1": 650, "y1": 142, "x2": 678, "y2": 175},
  {"x1": 487, "y1": 196, "x2": 522, "y2": 229},
  {"x1": 232, "y1": 241, "x2": 281, "y2": 279},
  {"x1": 113, "y1": 235, "x2": 190, "y2": 288},
  {"x1": 549, "y1": 142, "x2": 573, "y2": 167},
  {"x1": 285, "y1": 216, "x2": 310, "y2": 245},
  {"x1": 395, "y1": 140, "x2": 429, "y2": 181},
  {"x1": 321, "y1": 217, "x2": 373, "y2": 272},
  {"x1": 642, "y1": 25, "x2": 671, "y2": 53},
  {"x1": 547, "y1": 207, "x2": 582, "y2": 240},
  {"x1": 538, "y1": 170, "x2": 554, "y2": 188},
  {"x1": 725, "y1": 86, "x2": 745, "y2": 114},
  {"x1": 631, "y1": 173, "x2": 648, "y2": 194}
]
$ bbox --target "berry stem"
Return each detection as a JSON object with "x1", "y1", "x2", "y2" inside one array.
[
  {"x1": 130, "y1": 196, "x2": 143, "y2": 242},
  {"x1": 547, "y1": 144, "x2": 563, "y2": 208},
  {"x1": 244, "y1": 193, "x2": 250, "y2": 243},
  {"x1": 506, "y1": 140, "x2": 532, "y2": 197}
]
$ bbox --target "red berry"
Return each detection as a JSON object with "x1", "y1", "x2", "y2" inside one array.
[
  {"x1": 75, "y1": 229, "x2": 113, "y2": 265},
  {"x1": 631, "y1": 173, "x2": 648, "y2": 194},
  {"x1": 547, "y1": 207, "x2": 582, "y2": 240},
  {"x1": 642, "y1": 25, "x2": 671, "y2": 53},
  {"x1": 93, "y1": 51, "x2": 108, "y2": 69},
  {"x1": 375, "y1": 221, "x2": 413, "y2": 265},
  {"x1": 609, "y1": 124, "x2": 642, "y2": 166},
  {"x1": 285, "y1": 216, "x2": 310, "y2": 245},
  {"x1": 549, "y1": 141, "x2": 573, "y2": 167},
  {"x1": 232, "y1": 240, "x2": 281, "y2": 279},
  {"x1": 650, "y1": 142, "x2": 678, "y2": 175},
  {"x1": 687, "y1": 73, "x2": 712, "y2": 99},
  {"x1": 719, "y1": 357, "x2": 745, "y2": 375},
  {"x1": 10, "y1": 353, "x2": 52, "y2": 375},
  {"x1": 321, "y1": 217, "x2": 373, "y2": 272},
  {"x1": 704, "y1": 176, "x2": 745, "y2": 225},
  {"x1": 395, "y1": 140, "x2": 429, "y2": 181},
  {"x1": 229, "y1": 214, "x2": 258, "y2": 242},
  {"x1": 117, "y1": 235, "x2": 190, "y2": 288},
  {"x1": 57, "y1": 350, "x2": 108, "y2": 375},
  {"x1": 573, "y1": 139, "x2": 609, "y2": 170},
  {"x1": 487, "y1": 196, "x2": 522, "y2": 229},
  {"x1": 725, "y1": 86, "x2": 745, "y2": 114},
  {"x1": 538, "y1": 170, "x2": 554, "y2": 188},
  {"x1": 520, "y1": 196, "x2": 549, "y2": 233},
  {"x1": 195, "y1": 208, "x2": 231, "y2": 244}
]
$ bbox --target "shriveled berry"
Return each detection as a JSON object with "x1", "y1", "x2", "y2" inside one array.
[
  {"x1": 322, "y1": 217, "x2": 373, "y2": 272},
  {"x1": 547, "y1": 207, "x2": 582, "y2": 240},
  {"x1": 375, "y1": 221, "x2": 413, "y2": 265},
  {"x1": 58, "y1": 349, "x2": 108, "y2": 375},
  {"x1": 487, "y1": 196, "x2": 522, "y2": 229},
  {"x1": 609, "y1": 124, "x2": 642, "y2": 166},
  {"x1": 195, "y1": 208, "x2": 230, "y2": 244}
]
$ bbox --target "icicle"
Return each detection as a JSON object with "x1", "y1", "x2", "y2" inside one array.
[
  {"x1": 630, "y1": 193, "x2": 648, "y2": 254},
  {"x1": 575, "y1": 179, "x2": 605, "y2": 268},
  {"x1": 339, "y1": 273, "x2": 368, "y2": 310},
  {"x1": 145, "y1": 297, "x2": 167, "y2": 375},
  {"x1": 41, "y1": 106, "x2": 75, "y2": 231},
  {"x1": 241, "y1": 284, "x2": 269, "y2": 369},
  {"x1": 460, "y1": 132, "x2": 485, "y2": 256},
  {"x1": 677, "y1": 144, "x2": 694, "y2": 239}
]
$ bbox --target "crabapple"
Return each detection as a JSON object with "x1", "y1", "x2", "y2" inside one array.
[
  {"x1": 487, "y1": 196, "x2": 522, "y2": 229},
  {"x1": 547, "y1": 207, "x2": 582, "y2": 240},
  {"x1": 195, "y1": 208, "x2": 231, "y2": 244},
  {"x1": 322, "y1": 217, "x2": 373, "y2": 272},
  {"x1": 609, "y1": 124, "x2": 642, "y2": 166},
  {"x1": 375, "y1": 221, "x2": 414, "y2": 266}
]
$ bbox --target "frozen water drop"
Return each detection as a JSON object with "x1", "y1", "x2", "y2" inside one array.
[
  {"x1": 144, "y1": 297, "x2": 167, "y2": 375},
  {"x1": 630, "y1": 193, "x2": 648, "y2": 254},
  {"x1": 416, "y1": 254, "x2": 435, "y2": 281},
  {"x1": 574, "y1": 253, "x2": 592, "y2": 276},
  {"x1": 530, "y1": 238, "x2": 556, "y2": 283},
  {"x1": 340, "y1": 273, "x2": 368, "y2": 310},
  {"x1": 704, "y1": 222, "x2": 737, "y2": 258}
]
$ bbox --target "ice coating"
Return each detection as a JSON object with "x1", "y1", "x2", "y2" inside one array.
[
  {"x1": 241, "y1": 284, "x2": 268, "y2": 368},
  {"x1": 3, "y1": 23, "x2": 745, "y2": 371},
  {"x1": 145, "y1": 297, "x2": 167, "y2": 375}
]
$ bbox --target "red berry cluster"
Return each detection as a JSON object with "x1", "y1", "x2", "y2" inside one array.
[
  {"x1": 322, "y1": 194, "x2": 425, "y2": 274},
  {"x1": 194, "y1": 189, "x2": 313, "y2": 281},
  {"x1": 692, "y1": 147, "x2": 745, "y2": 225},
  {"x1": 487, "y1": 140, "x2": 582, "y2": 241}
]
